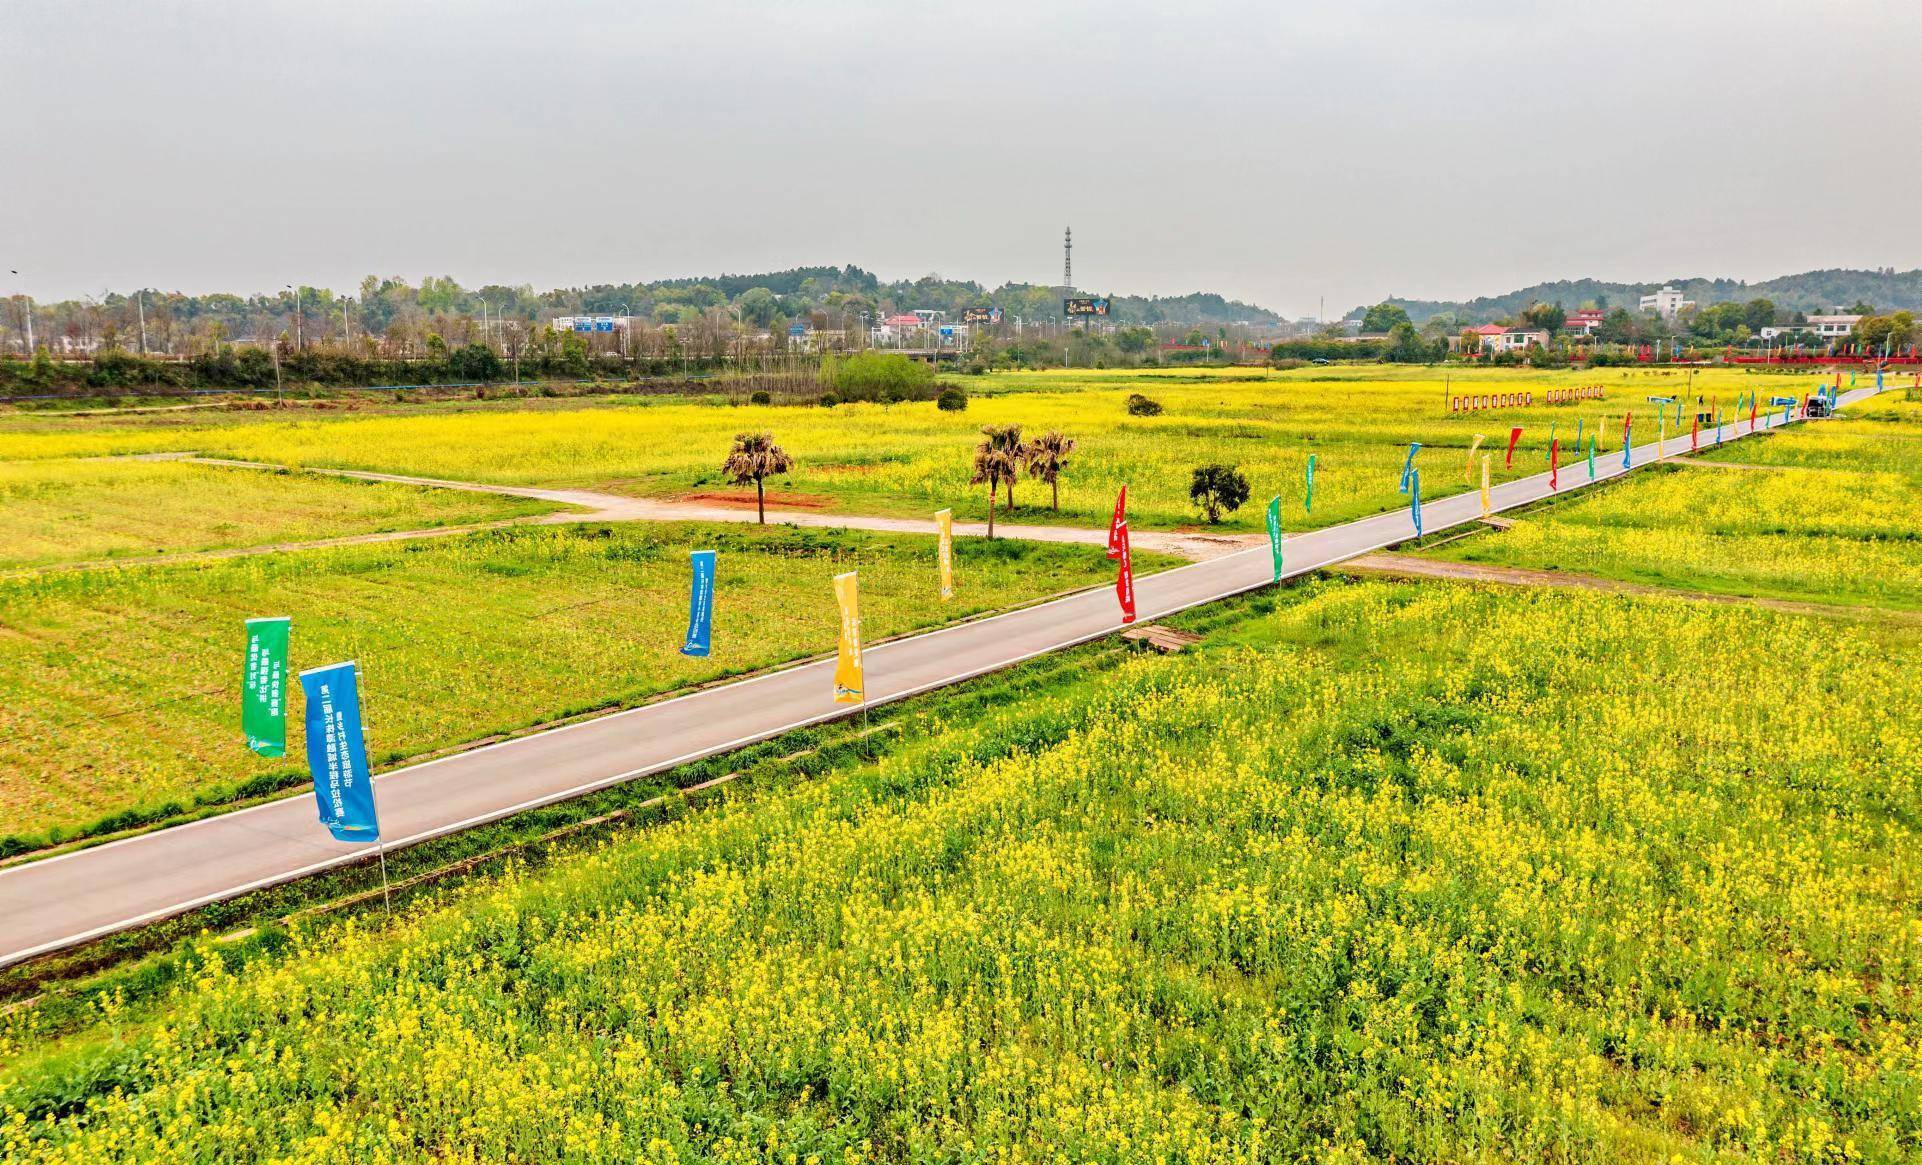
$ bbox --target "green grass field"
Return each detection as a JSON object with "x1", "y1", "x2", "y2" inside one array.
[
  {"x1": 0, "y1": 366, "x2": 1822, "y2": 533},
  {"x1": 0, "y1": 523, "x2": 1157, "y2": 848},
  {"x1": 5, "y1": 581, "x2": 1916, "y2": 1162},
  {"x1": 0, "y1": 456, "x2": 559, "y2": 568},
  {"x1": 1420, "y1": 394, "x2": 1922, "y2": 609}
]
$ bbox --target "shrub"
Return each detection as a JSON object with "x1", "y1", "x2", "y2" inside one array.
[
  {"x1": 447, "y1": 343, "x2": 503, "y2": 382},
  {"x1": 1125, "y1": 392, "x2": 1163, "y2": 417},
  {"x1": 832, "y1": 351, "x2": 936, "y2": 403},
  {"x1": 749, "y1": 390, "x2": 773, "y2": 405},
  {"x1": 936, "y1": 385, "x2": 968, "y2": 412},
  {"x1": 1189, "y1": 464, "x2": 1250, "y2": 523},
  {"x1": 818, "y1": 392, "x2": 838, "y2": 408}
]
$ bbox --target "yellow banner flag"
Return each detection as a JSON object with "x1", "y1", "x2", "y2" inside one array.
[
  {"x1": 1600, "y1": 415, "x2": 1610, "y2": 452},
  {"x1": 935, "y1": 509, "x2": 954, "y2": 601},
  {"x1": 1479, "y1": 454, "x2": 1492, "y2": 516},
  {"x1": 1465, "y1": 434, "x2": 1485, "y2": 484},
  {"x1": 832, "y1": 570, "x2": 864, "y2": 704}
]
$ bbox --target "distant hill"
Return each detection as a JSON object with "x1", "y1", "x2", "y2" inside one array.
[
  {"x1": 628, "y1": 267, "x2": 1282, "y2": 327},
  {"x1": 1363, "y1": 268, "x2": 1922, "y2": 325}
]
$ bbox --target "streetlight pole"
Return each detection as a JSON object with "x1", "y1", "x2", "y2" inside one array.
[{"x1": 285, "y1": 284, "x2": 302, "y2": 350}]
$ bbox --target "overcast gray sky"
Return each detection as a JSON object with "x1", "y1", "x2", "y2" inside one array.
[{"x1": 7, "y1": 0, "x2": 1920, "y2": 316}]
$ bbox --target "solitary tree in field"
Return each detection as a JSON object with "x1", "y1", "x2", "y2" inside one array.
[
  {"x1": 1026, "y1": 430, "x2": 1077, "y2": 512},
  {"x1": 1189, "y1": 463, "x2": 1250, "y2": 524},
  {"x1": 971, "y1": 424, "x2": 1024, "y2": 538},
  {"x1": 722, "y1": 431, "x2": 794, "y2": 525}
]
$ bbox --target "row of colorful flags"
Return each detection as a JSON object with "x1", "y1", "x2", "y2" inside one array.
[{"x1": 243, "y1": 377, "x2": 1859, "y2": 849}]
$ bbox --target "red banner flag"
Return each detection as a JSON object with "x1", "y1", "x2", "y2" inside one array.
[
  {"x1": 1750, "y1": 393, "x2": 1758, "y2": 425},
  {"x1": 1114, "y1": 521, "x2": 1136, "y2": 624},
  {"x1": 1549, "y1": 439, "x2": 1559, "y2": 490},
  {"x1": 1106, "y1": 485, "x2": 1127, "y2": 560},
  {"x1": 1505, "y1": 427, "x2": 1523, "y2": 467},
  {"x1": 1624, "y1": 411, "x2": 1633, "y2": 446},
  {"x1": 1690, "y1": 414, "x2": 1698, "y2": 450}
]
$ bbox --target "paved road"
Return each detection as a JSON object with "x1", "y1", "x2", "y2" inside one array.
[{"x1": 0, "y1": 395, "x2": 1869, "y2": 966}]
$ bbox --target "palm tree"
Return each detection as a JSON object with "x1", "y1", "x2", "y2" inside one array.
[
  {"x1": 970, "y1": 424, "x2": 1024, "y2": 538},
  {"x1": 1026, "y1": 430, "x2": 1077, "y2": 512},
  {"x1": 722, "y1": 431, "x2": 794, "y2": 524},
  {"x1": 1002, "y1": 424, "x2": 1032, "y2": 511}
]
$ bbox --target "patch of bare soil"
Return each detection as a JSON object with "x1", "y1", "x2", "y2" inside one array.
[{"x1": 680, "y1": 490, "x2": 834, "y2": 510}]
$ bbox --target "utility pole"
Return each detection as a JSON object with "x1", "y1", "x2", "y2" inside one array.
[{"x1": 136, "y1": 291, "x2": 147, "y2": 355}]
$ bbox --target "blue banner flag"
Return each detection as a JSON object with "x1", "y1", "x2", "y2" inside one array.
[
  {"x1": 1398, "y1": 443, "x2": 1421, "y2": 494},
  {"x1": 1622, "y1": 417, "x2": 1633, "y2": 469},
  {"x1": 1304, "y1": 454, "x2": 1317, "y2": 513},
  {"x1": 300, "y1": 662, "x2": 380, "y2": 843},
  {"x1": 681, "y1": 549, "x2": 716, "y2": 657},
  {"x1": 1409, "y1": 469, "x2": 1422, "y2": 538}
]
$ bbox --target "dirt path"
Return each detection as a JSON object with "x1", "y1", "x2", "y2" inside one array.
[
  {"x1": 1337, "y1": 553, "x2": 1922, "y2": 624},
  {"x1": 35, "y1": 455, "x2": 1262, "y2": 573},
  {"x1": 170, "y1": 456, "x2": 1266, "y2": 560}
]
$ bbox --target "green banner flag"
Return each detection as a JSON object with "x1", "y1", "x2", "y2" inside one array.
[
  {"x1": 1304, "y1": 454, "x2": 1317, "y2": 514},
  {"x1": 1265, "y1": 496, "x2": 1283, "y2": 582},
  {"x1": 243, "y1": 616, "x2": 290, "y2": 757}
]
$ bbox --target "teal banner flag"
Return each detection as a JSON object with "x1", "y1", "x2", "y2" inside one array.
[
  {"x1": 1398, "y1": 443, "x2": 1421, "y2": 494},
  {"x1": 1587, "y1": 436, "x2": 1596, "y2": 480},
  {"x1": 1409, "y1": 469, "x2": 1422, "y2": 538},
  {"x1": 1265, "y1": 496, "x2": 1283, "y2": 582},
  {"x1": 681, "y1": 549, "x2": 716, "y2": 657},
  {"x1": 1304, "y1": 454, "x2": 1316, "y2": 514},
  {"x1": 242, "y1": 616, "x2": 290, "y2": 757},
  {"x1": 300, "y1": 661, "x2": 380, "y2": 844}
]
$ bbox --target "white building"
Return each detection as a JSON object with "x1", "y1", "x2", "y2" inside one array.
[
  {"x1": 1487, "y1": 327, "x2": 1549, "y2": 354},
  {"x1": 1639, "y1": 286, "x2": 1695, "y2": 319},
  {"x1": 1759, "y1": 313, "x2": 1862, "y2": 342},
  {"x1": 871, "y1": 313, "x2": 924, "y2": 345}
]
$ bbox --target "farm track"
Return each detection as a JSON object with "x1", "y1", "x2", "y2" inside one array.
[
  {"x1": 1338, "y1": 552, "x2": 1922, "y2": 624},
  {"x1": 0, "y1": 390, "x2": 1880, "y2": 968},
  {"x1": 88, "y1": 453, "x2": 1264, "y2": 563}
]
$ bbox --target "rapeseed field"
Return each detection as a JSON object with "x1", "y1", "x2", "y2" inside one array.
[{"x1": 4, "y1": 582, "x2": 1916, "y2": 1161}]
